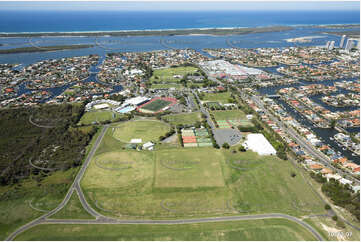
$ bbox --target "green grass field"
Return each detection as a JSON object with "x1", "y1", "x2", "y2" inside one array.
[
  {"x1": 112, "y1": 120, "x2": 170, "y2": 143},
  {"x1": 141, "y1": 99, "x2": 172, "y2": 112},
  {"x1": 14, "y1": 218, "x2": 318, "y2": 241},
  {"x1": 80, "y1": 141, "x2": 325, "y2": 219},
  {"x1": 202, "y1": 92, "x2": 232, "y2": 104},
  {"x1": 82, "y1": 151, "x2": 154, "y2": 190},
  {"x1": 49, "y1": 191, "x2": 95, "y2": 220},
  {"x1": 0, "y1": 167, "x2": 79, "y2": 240},
  {"x1": 162, "y1": 112, "x2": 201, "y2": 126},
  {"x1": 205, "y1": 102, "x2": 222, "y2": 109},
  {"x1": 150, "y1": 66, "x2": 198, "y2": 83},
  {"x1": 78, "y1": 111, "x2": 121, "y2": 125},
  {"x1": 155, "y1": 148, "x2": 225, "y2": 188},
  {"x1": 150, "y1": 83, "x2": 184, "y2": 90}
]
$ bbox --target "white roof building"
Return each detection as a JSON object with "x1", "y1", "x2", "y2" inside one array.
[
  {"x1": 246, "y1": 114, "x2": 253, "y2": 120},
  {"x1": 93, "y1": 103, "x2": 109, "y2": 110},
  {"x1": 339, "y1": 178, "x2": 352, "y2": 186},
  {"x1": 124, "y1": 96, "x2": 150, "y2": 106},
  {"x1": 130, "y1": 138, "x2": 142, "y2": 144},
  {"x1": 243, "y1": 133, "x2": 277, "y2": 156},
  {"x1": 325, "y1": 173, "x2": 342, "y2": 182},
  {"x1": 352, "y1": 186, "x2": 360, "y2": 193},
  {"x1": 143, "y1": 142, "x2": 155, "y2": 150}
]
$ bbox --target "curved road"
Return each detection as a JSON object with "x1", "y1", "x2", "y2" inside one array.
[
  {"x1": 6, "y1": 123, "x2": 324, "y2": 241},
  {"x1": 247, "y1": 93, "x2": 358, "y2": 184},
  {"x1": 6, "y1": 125, "x2": 109, "y2": 241}
]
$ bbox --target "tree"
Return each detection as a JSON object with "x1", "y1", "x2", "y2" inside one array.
[
  {"x1": 238, "y1": 145, "x2": 246, "y2": 152},
  {"x1": 195, "y1": 121, "x2": 201, "y2": 128},
  {"x1": 336, "y1": 220, "x2": 346, "y2": 228},
  {"x1": 290, "y1": 171, "x2": 296, "y2": 178},
  {"x1": 332, "y1": 215, "x2": 338, "y2": 221},
  {"x1": 330, "y1": 119, "x2": 337, "y2": 129},
  {"x1": 222, "y1": 142, "x2": 230, "y2": 149},
  {"x1": 277, "y1": 150, "x2": 287, "y2": 160},
  {"x1": 155, "y1": 114, "x2": 162, "y2": 120},
  {"x1": 324, "y1": 204, "x2": 331, "y2": 210}
]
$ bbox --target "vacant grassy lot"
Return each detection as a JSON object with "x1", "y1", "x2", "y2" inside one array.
[
  {"x1": 14, "y1": 218, "x2": 318, "y2": 241},
  {"x1": 0, "y1": 167, "x2": 78, "y2": 240},
  {"x1": 80, "y1": 138, "x2": 325, "y2": 219},
  {"x1": 150, "y1": 66, "x2": 198, "y2": 83},
  {"x1": 82, "y1": 151, "x2": 154, "y2": 190},
  {"x1": 81, "y1": 147, "x2": 231, "y2": 217},
  {"x1": 50, "y1": 191, "x2": 95, "y2": 220},
  {"x1": 78, "y1": 111, "x2": 121, "y2": 125},
  {"x1": 202, "y1": 92, "x2": 232, "y2": 104},
  {"x1": 150, "y1": 83, "x2": 184, "y2": 90},
  {"x1": 112, "y1": 120, "x2": 170, "y2": 143},
  {"x1": 222, "y1": 150, "x2": 324, "y2": 215},
  {"x1": 162, "y1": 112, "x2": 201, "y2": 126},
  {"x1": 155, "y1": 148, "x2": 225, "y2": 188}
]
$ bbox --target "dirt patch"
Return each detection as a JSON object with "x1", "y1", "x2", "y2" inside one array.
[{"x1": 321, "y1": 223, "x2": 346, "y2": 241}]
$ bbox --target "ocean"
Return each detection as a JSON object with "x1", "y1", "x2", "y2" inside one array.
[
  {"x1": 0, "y1": 9, "x2": 359, "y2": 163},
  {"x1": 0, "y1": 10, "x2": 359, "y2": 33}
]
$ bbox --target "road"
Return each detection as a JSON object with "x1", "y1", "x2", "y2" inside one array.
[
  {"x1": 5, "y1": 125, "x2": 109, "y2": 241},
  {"x1": 187, "y1": 91, "x2": 198, "y2": 111},
  {"x1": 244, "y1": 92, "x2": 358, "y2": 184},
  {"x1": 192, "y1": 90, "x2": 223, "y2": 146},
  {"x1": 6, "y1": 120, "x2": 326, "y2": 241},
  {"x1": 14, "y1": 213, "x2": 324, "y2": 241},
  {"x1": 11, "y1": 109, "x2": 339, "y2": 242}
]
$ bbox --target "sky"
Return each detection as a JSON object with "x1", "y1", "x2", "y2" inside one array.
[{"x1": 0, "y1": 0, "x2": 359, "y2": 11}]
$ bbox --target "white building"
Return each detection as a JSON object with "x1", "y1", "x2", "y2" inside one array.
[
  {"x1": 243, "y1": 133, "x2": 277, "y2": 156},
  {"x1": 325, "y1": 41, "x2": 330, "y2": 49},
  {"x1": 345, "y1": 39, "x2": 354, "y2": 52},
  {"x1": 123, "y1": 96, "x2": 150, "y2": 106},
  {"x1": 93, "y1": 103, "x2": 109, "y2": 110},
  {"x1": 328, "y1": 41, "x2": 335, "y2": 50},
  {"x1": 130, "y1": 138, "x2": 142, "y2": 144},
  {"x1": 352, "y1": 185, "x2": 360, "y2": 193},
  {"x1": 143, "y1": 142, "x2": 155, "y2": 150},
  {"x1": 246, "y1": 114, "x2": 253, "y2": 120},
  {"x1": 340, "y1": 35, "x2": 346, "y2": 48},
  {"x1": 325, "y1": 173, "x2": 342, "y2": 182},
  {"x1": 339, "y1": 178, "x2": 352, "y2": 186}
]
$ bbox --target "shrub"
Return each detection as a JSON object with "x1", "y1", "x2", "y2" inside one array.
[
  {"x1": 238, "y1": 145, "x2": 246, "y2": 152},
  {"x1": 336, "y1": 220, "x2": 346, "y2": 228},
  {"x1": 222, "y1": 143, "x2": 230, "y2": 149}
]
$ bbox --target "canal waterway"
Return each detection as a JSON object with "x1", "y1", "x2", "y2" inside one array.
[{"x1": 0, "y1": 25, "x2": 359, "y2": 163}]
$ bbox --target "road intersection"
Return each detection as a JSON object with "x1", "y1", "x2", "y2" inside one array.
[{"x1": 6, "y1": 122, "x2": 326, "y2": 241}]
